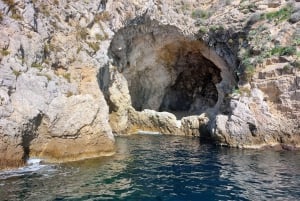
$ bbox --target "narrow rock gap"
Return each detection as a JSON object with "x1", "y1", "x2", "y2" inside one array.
[{"x1": 21, "y1": 113, "x2": 43, "y2": 161}]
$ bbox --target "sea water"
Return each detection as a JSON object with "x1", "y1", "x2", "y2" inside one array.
[{"x1": 0, "y1": 135, "x2": 300, "y2": 200}]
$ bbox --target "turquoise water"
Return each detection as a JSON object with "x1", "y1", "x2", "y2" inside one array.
[{"x1": 1, "y1": 135, "x2": 300, "y2": 201}]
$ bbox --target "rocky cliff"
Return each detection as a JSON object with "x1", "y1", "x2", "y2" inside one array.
[{"x1": 0, "y1": 0, "x2": 299, "y2": 169}]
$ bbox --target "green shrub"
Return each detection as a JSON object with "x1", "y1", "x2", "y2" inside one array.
[
  {"x1": 0, "y1": 49, "x2": 10, "y2": 56},
  {"x1": 283, "y1": 64, "x2": 292, "y2": 72},
  {"x1": 37, "y1": 72, "x2": 52, "y2": 81},
  {"x1": 95, "y1": 32, "x2": 108, "y2": 41},
  {"x1": 77, "y1": 27, "x2": 89, "y2": 40},
  {"x1": 44, "y1": 44, "x2": 50, "y2": 56},
  {"x1": 240, "y1": 54, "x2": 255, "y2": 81},
  {"x1": 87, "y1": 42, "x2": 100, "y2": 52},
  {"x1": 232, "y1": 88, "x2": 240, "y2": 95},
  {"x1": 191, "y1": 9, "x2": 211, "y2": 19},
  {"x1": 76, "y1": 46, "x2": 82, "y2": 54},
  {"x1": 209, "y1": 25, "x2": 225, "y2": 32},
  {"x1": 95, "y1": 33, "x2": 108, "y2": 41},
  {"x1": 261, "y1": 50, "x2": 272, "y2": 58},
  {"x1": 95, "y1": 34, "x2": 102, "y2": 40},
  {"x1": 12, "y1": 70, "x2": 21, "y2": 77},
  {"x1": 11, "y1": 12, "x2": 22, "y2": 20},
  {"x1": 39, "y1": 3, "x2": 50, "y2": 17},
  {"x1": 263, "y1": 5, "x2": 293, "y2": 22},
  {"x1": 292, "y1": 60, "x2": 300, "y2": 69},
  {"x1": 31, "y1": 62, "x2": 43, "y2": 70},
  {"x1": 293, "y1": 38, "x2": 300, "y2": 46},
  {"x1": 0, "y1": 11, "x2": 3, "y2": 22},
  {"x1": 94, "y1": 11, "x2": 111, "y2": 22},
  {"x1": 254, "y1": 55, "x2": 264, "y2": 64},
  {"x1": 240, "y1": 49, "x2": 251, "y2": 61},
  {"x1": 66, "y1": 91, "x2": 73, "y2": 97},
  {"x1": 244, "y1": 65, "x2": 255, "y2": 81},
  {"x1": 63, "y1": 73, "x2": 71, "y2": 83},
  {"x1": 198, "y1": 26, "x2": 208, "y2": 34},
  {"x1": 271, "y1": 46, "x2": 296, "y2": 56},
  {"x1": 240, "y1": 87, "x2": 251, "y2": 96}
]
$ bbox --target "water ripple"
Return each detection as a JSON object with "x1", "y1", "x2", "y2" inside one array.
[{"x1": 1, "y1": 135, "x2": 300, "y2": 200}]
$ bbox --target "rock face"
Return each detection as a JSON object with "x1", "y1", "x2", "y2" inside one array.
[
  {"x1": 0, "y1": 0, "x2": 300, "y2": 168},
  {"x1": 102, "y1": 0, "x2": 300, "y2": 150},
  {"x1": 198, "y1": 0, "x2": 300, "y2": 149},
  {"x1": 0, "y1": 0, "x2": 115, "y2": 169},
  {"x1": 30, "y1": 94, "x2": 115, "y2": 162}
]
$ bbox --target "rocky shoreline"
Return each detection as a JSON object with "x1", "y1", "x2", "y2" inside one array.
[{"x1": 0, "y1": 0, "x2": 299, "y2": 169}]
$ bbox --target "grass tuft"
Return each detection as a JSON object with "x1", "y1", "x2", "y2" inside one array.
[
  {"x1": 76, "y1": 27, "x2": 89, "y2": 41},
  {"x1": 87, "y1": 42, "x2": 100, "y2": 52},
  {"x1": 270, "y1": 46, "x2": 296, "y2": 56},
  {"x1": 12, "y1": 70, "x2": 21, "y2": 77},
  {"x1": 94, "y1": 11, "x2": 111, "y2": 22},
  {"x1": 31, "y1": 62, "x2": 43, "y2": 70},
  {"x1": 191, "y1": 9, "x2": 211, "y2": 19},
  {"x1": 262, "y1": 5, "x2": 293, "y2": 23},
  {"x1": 0, "y1": 49, "x2": 10, "y2": 56},
  {"x1": 63, "y1": 73, "x2": 71, "y2": 83}
]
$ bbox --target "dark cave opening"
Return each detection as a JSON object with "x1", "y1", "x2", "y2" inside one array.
[
  {"x1": 107, "y1": 20, "x2": 231, "y2": 118},
  {"x1": 159, "y1": 53, "x2": 222, "y2": 115}
]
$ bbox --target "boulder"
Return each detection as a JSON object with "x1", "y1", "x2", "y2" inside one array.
[
  {"x1": 127, "y1": 109, "x2": 183, "y2": 135},
  {"x1": 30, "y1": 94, "x2": 115, "y2": 162},
  {"x1": 290, "y1": 10, "x2": 300, "y2": 23},
  {"x1": 181, "y1": 114, "x2": 209, "y2": 137}
]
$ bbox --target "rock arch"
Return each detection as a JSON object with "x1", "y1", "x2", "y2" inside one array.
[{"x1": 101, "y1": 18, "x2": 236, "y2": 135}]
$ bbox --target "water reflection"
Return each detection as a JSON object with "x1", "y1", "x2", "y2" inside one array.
[
  {"x1": 216, "y1": 148, "x2": 300, "y2": 200},
  {"x1": 0, "y1": 135, "x2": 299, "y2": 201}
]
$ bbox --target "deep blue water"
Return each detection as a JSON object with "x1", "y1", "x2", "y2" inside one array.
[{"x1": 1, "y1": 135, "x2": 300, "y2": 201}]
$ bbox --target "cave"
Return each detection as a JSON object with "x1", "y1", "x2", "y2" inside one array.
[
  {"x1": 159, "y1": 48, "x2": 222, "y2": 117},
  {"x1": 108, "y1": 19, "x2": 234, "y2": 118}
]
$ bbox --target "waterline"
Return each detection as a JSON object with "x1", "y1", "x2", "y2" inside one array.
[{"x1": 1, "y1": 135, "x2": 300, "y2": 200}]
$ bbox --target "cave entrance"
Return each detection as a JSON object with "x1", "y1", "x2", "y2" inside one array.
[
  {"x1": 159, "y1": 51, "x2": 221, "y2": 117},
  {"x1": 108, "y1": 20, "x2": 229, "y2": 119}
]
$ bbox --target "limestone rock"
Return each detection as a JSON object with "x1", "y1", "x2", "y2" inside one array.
[
  {"x1": 267, "y1": 1, "x2": 281, "y2": 8},
  {"x1": 29, "y1": 94, "x2": 115, "y2": 162},
  {"x1": 181, "y1": 114, "x2": 209, "y2": 137},
  {"x1": 0, "y1": 88, "x2": 13, "y2": 118},
  {"x1": 290, "y1": 10, "x2": 300, "y2": 23},
  {"x1": 104, "y1": 0, "x2": 299, "y2": 150},
  {"x1": 212, "y1": 99, "x2": 258, "y2": 147},
  {"x1": 99, "y1": 64, "x2": 132, "y2": 134},
  {"x1": 127, "y1": 109, "x2": 183, "y2": 135},
  {"x1": 0, "y1": 119, "x2": 24, "y2": 169},
  {"x1": 0, "y1": 0, "x2": 117, "y2": 169}
]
